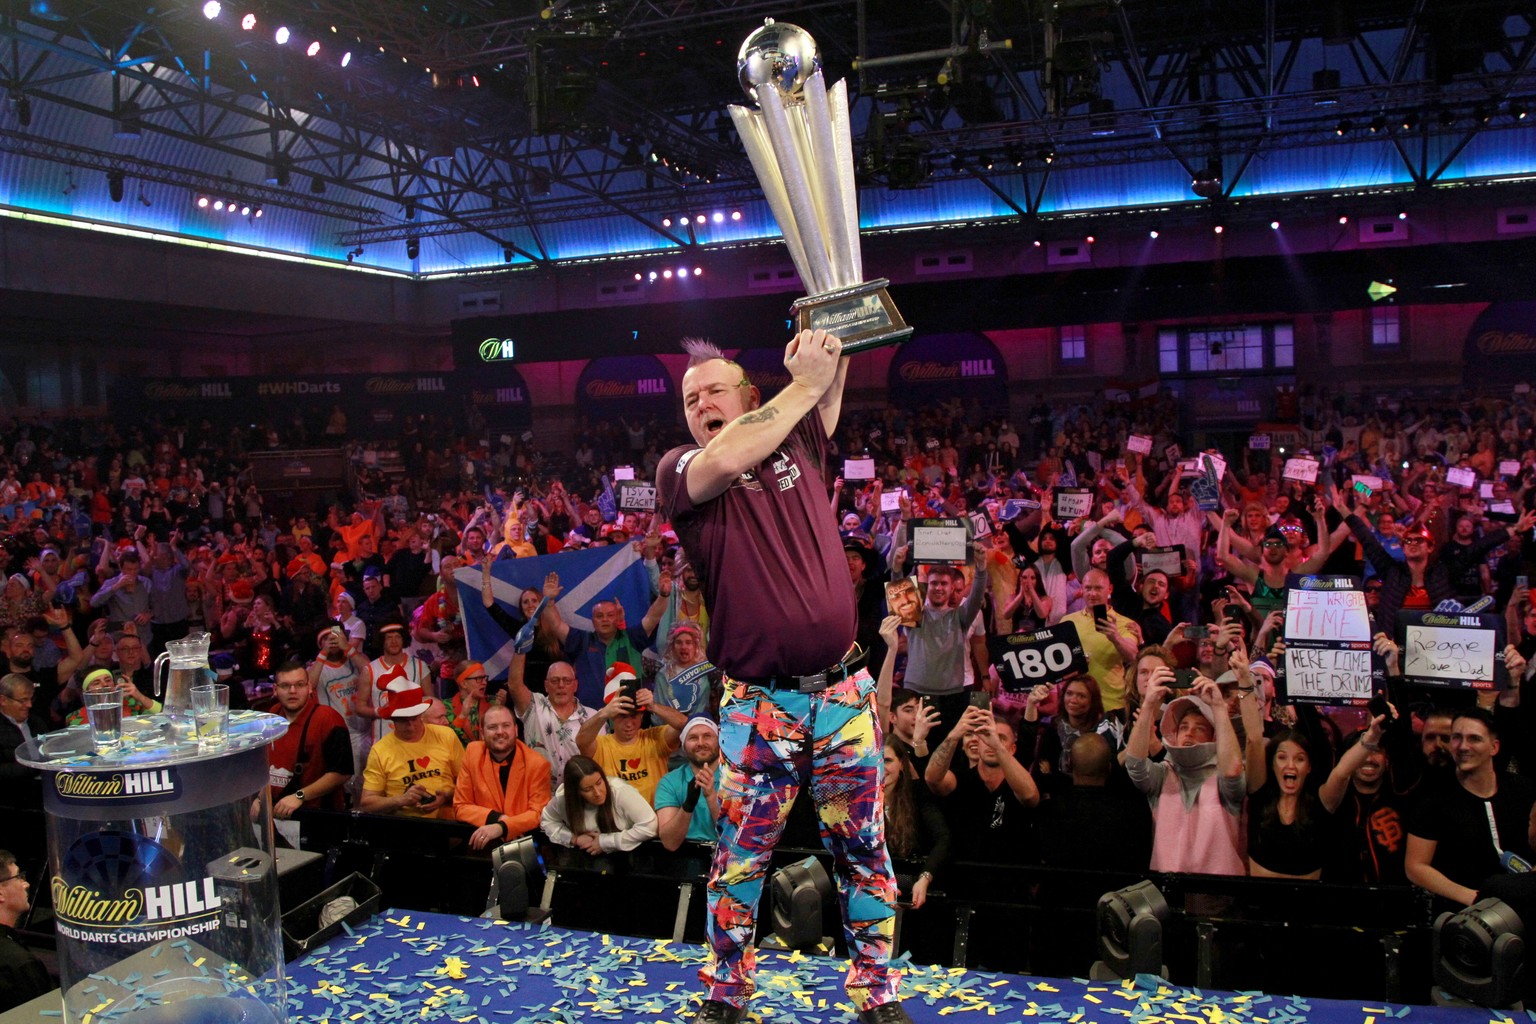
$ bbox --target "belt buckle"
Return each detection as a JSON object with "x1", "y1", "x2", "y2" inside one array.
[{"x1": 797, "y1": 671, "x2": 829, "y2": 693}]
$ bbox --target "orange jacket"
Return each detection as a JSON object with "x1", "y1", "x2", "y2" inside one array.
[{"x1": 452, "y1": 738, "x2": 552, "y2": 839}]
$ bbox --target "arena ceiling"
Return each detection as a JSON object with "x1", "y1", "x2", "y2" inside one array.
[{"x1": 0, "y1": 0, "x2": 1531, "y2": 276}]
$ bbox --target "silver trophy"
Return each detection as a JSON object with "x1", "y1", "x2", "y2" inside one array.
[{"x1": 732, "y1": 19, "x2": 913, "y2": 353}]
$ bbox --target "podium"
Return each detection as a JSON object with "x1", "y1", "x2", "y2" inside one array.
[{"x1": 18, "y1": 710, "x2": 289, "y2": 1024}]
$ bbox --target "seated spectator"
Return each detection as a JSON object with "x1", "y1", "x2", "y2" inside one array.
[
  {"x1": 507, "y1": 650, "x2": 596, "y2": 788},
  {"x1": 575, "y1": 668, "x2": 686, "y2": 805},
  {"x1": 1407, "y1": 707, "x2": 1536, "y2": 918},
  {"x1": 266, "y1": 658, "x2": 353, "y2": 817},
  {"x1": 453, "y1": 704, "x2": 552, "y2": 850},
  {"x1": 0, "y1": 849, "x2": 50, "y2": 1013},
  {"x1": 924, "y1": 705, "x2": 1040, "y2": 864},
  {"x1": 0, "y1": 676, "x2": 45, "y2": 809},
  {"x1": 882, "y1": 739, "x2": 949, "y2": 908},
  {"x1": 540, "y1": 755, "x2": 657, "y2": 854},
  {"x1": 655, "y1": 716, "x2": 722, "y2": 851},
  {"x1": 65, "y1": 668, "x2": 159, "y2": 726},
  {"x1": 359, "y1": 679, "x2": 463, "y2": 819},
  {"x1": 1038, "y1": 733, "x2": 1152, "y2": 873},
  {"x1": 1125, "y1": 674, "x2": 1247, "y2": 875}
]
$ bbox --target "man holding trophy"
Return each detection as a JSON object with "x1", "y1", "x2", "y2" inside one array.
[{"x1": 653, "y1": 20, "x2": 911, "y2": 1024}]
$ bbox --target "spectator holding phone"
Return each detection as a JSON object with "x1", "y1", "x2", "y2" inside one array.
[
  {"x1": 1058, "y1": 569, "x2": 1139, "y2": 713},
  {"x1": 1125, "y1": 673, "x2": 1247, "y2": 874},
  {"x1": 923, "y1": 704, "x2": 1039, "y2": 863},
  {"x1": 358, "y1": 679, "x2": 463, "y2": 819},
  {"x1": 575, "y1": 666, "x2": 685, "y2": 805}
]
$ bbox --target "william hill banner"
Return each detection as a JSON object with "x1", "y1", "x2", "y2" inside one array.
[
  {"x1": 573, "y1": 355, "x2": 674, "y2": 422},
  {"x1": 115, "y1": 369, "x2": 531, "y2": 435},
  {"x1": 1464, "y1": 301, "x2": 1536, "y2": 385},
  {"x1": 888, "y1": 332, "x2": 1008, "y2": 409}
]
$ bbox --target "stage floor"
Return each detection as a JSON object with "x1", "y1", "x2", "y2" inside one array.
[{"x1": 284, "y1": 910, "x2": 1507, "y2": 1024}]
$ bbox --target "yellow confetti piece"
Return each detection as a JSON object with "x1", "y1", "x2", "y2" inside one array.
[
  {"x1": 1036, "y1": 984, "x2": 1059, "y2": 993},
  {"x1": 1085, "y1": 995, "x2": 1102, "y2": 1004},
  {"x1": 193, "y1": 957, "x2": 206, "y2": 967},
  {"x1": 989, "y1": 980, "x2": 1008, "y2": 988}
]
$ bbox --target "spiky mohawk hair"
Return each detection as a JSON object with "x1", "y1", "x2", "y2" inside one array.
[{"x1": 681, "y1": 336, "x2": 726, "y2": 368}]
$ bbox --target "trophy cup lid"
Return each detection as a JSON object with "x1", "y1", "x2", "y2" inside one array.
[{"x1": 736, "y1": 18, "x2": 820, "y2": 104}]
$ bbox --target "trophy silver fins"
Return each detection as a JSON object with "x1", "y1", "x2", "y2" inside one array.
[{"x1": 731, "y1": 19, "x2": 913, "y2": 354}]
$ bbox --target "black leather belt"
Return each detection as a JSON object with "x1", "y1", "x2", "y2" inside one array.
[{"x1": 739, "y1": 645, "x2": 867, "y2": 693}]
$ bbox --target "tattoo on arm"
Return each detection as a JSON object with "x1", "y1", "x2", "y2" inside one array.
[
  {"x1": 931, "y1": 734, "x2": 960, "y2": 772},
  {"x1": 735, "y1": 407, "x2": 781, "y2": 426}
]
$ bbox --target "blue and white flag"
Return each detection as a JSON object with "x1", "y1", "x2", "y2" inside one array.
[
  {"x1": 454, "y1": 544, "x2": 653, "y2": 681},
  {"x1": 596, "y1": 474, "x2": 619, "y2": 523}
]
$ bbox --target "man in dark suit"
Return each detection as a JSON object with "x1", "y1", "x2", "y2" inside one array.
[{"x1": 0, "y1": 675, "x2": 45, "y2": 810}]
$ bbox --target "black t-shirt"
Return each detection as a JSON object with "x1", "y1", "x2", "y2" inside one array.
[
  {"x1": 1037, "y1": 782, "x2": 1151, "y2": 873},
  {"x1": 1408, "y1": 772, "x2": 1536, "y2": 891},
  {"x1": 942, "y1": 758, "x2": 1035, "y2": 865},
  {"x1": 1324, "y1": 784, "x2": 1409, "y2": 885},
  {"x1": 386, "y1": 549, "x2": 434, "y2": 598},
  {"x1": 0, "y1": 923, "x2": 52, "y2": 1012},
  {"x1": 1247, "y1": 789, "x2": 1333, "y2": 876}
]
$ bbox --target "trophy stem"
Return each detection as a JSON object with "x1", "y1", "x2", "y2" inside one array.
[
  {"x1": 802, "y1": 71, "x2": 858, "y2": 291},
  {"x1": 758, "y1": 85, "x2": 835, "y2": 294},
  {"x1": 728, "y1": 104, "x2": 817, "y2": 289}
]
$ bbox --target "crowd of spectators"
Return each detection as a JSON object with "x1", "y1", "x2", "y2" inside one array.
[{"x1": 3, "y1": 377, "x2": 1536, "y2": 1004}]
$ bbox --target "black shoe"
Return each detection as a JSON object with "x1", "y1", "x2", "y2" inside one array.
[
  {"x1": 694, "y1": 999, "x2": 744, "y2": 1024},
  {"x1": 857, "y1": 1001, "x2": 914, "y2": 1024}
]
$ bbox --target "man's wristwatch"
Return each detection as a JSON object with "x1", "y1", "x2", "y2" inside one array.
[{"x1": 293, "y1": 789, "x2": 306, "y2": 802}]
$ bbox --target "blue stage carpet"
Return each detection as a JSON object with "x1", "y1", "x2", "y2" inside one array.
[{"x1": 284, "y1": 909, "x2": 1504, "y2": 1024}]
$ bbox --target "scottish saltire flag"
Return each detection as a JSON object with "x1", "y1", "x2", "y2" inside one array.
[{"x1": 453, "y1": 544, "x2": 653, "y2": 681}]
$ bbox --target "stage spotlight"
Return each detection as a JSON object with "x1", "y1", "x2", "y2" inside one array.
[
  {"x1": 648, "y1": 271, "x2": 657, "y2": 281},
  {"x1": 405, "y1": 236, "x2": 420, "y2": 260},
  {"x1": 196, "y1": 195, "x2": 209, "y2": 208},
  {"x1": 106, "y1": 170, "x2": 124, "y2": 203},
  {"x1": 1335, "y1": 119, "x2": 1353, "y2": 135},
  {"x1": 766, "y1": 857, "x2": 834, "y2": 952},
  {"x1": 252, "y1": 206, "x2": 263, "y2": 217},
  {"x1": 226, "y1": 200, "x2": 238, "y2": 213},
  {"x1": 730, "y1": 210, "x2": 742, "y2": 221},
  {"x1": 340, "y1": 51, "x2": 352, "y2": 67},
  {"x1": 213, "y1": 199, "x2": 225, "y2": 211},
  {"x1": 202, "y1": 1, "x2": 220, "y2": 18},
  {"x1": 1432, "y1": 898, "x2": 1525, "y2": 1008},
  {"x1": 712, "y1": 211, "x2": 724, "y2": 224},
  {"x1": 1511, "y1": 102, "x2": 1528, "y2": 121},
  {"x1": 1369, "y1": 116, "x2": 1387, "y2": 133},
  {"x1": 661, "y1": 217, "x2": 672, "y2": 228},
  {"x1": 663, "y1": 269, "x2": 673, "y2": 279},
  {"x1": 1091, "y1": 881, "x2": 1169, "y2": 982},
  {"x1": 306, "y1": 41, "x2": 321, "y2": 57},
  {"x1": 1397, "y1": 209, "x2": 1408, "y2": 220},
  {"x1": 503, "y1": 247, "x2": 513, "y2": 263},
  {"x1": 274, "y1": 25, "x2": 289, "y2": 44},
  {"x1": 677, "y1": 267, "x2": 689, "y2": 278},
  {"x1": 1148, "y1": 229, "x2": 1159, "y2": 239},
  {"x1": 633, "y1": 272, "x2": 642, "y2": 281},
  {"x1": 693, "y1": 267, "x2": 702, "y2": 276},
  {"x1": 1037, "y1": 147, "x2": 1055, "y2": 164},
  {"x1": 1401, "y1": 112, "x2": 1419, "y2": 130},
  {"x1": 240, "y1": 12, "x2": 255, "y2": 29},
  {"x1": 1213, "y1": 223, "x2": 1224, "y2": 234},
  {"x1": 1474, "y1": 105, "x2": 1492, "y2": 124},
  {"x1": 1338, "y1": 214, "x2": 1349, "y2": 224},
  {"x1": 239, "y1": 205, "x2": 250, "y2": 216},
  {"x1": 1270, "y1": 220, "x2": 1280, "y2": 230},
  {"x1": 695, "y1": 214, "x2": 706, "y2": 225},
  {"x1": 1085, "y1": 235, "x2": 1095, "y2": 244}
]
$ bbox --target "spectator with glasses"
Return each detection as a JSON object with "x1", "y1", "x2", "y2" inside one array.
[{"x1": 0, "y1": 849, "x2": 50, "y2": 1012}]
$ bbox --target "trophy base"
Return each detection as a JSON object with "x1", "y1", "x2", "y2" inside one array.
[{"x1": 792, "y1": 278, "x2": 913, "y2": 354}]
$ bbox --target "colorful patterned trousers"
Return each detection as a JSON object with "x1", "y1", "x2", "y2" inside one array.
[{"x1": 702, "y1": 668, "x2": 900, "y2": 1010}]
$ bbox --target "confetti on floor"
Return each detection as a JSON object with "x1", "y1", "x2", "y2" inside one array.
[{"x1": 280, "y1": 910, "x2": 1501, "y2": 1024}]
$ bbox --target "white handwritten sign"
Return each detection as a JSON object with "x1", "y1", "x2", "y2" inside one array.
[
  {"x1": 1499, "y1": 460, "x2": 1522, "y2": 478},
  {"x1": 1285, "y1": 581, "x2": 1371, "y2": 643},
  {"x1": 1249, "y1": 434, "x2": 1271, "y2": 450},
  {"x1": 1283, "y1": 458, "x2": 1320, "y2": 483},
  {"x1": 880, "y1": 490, "x2": 904, "y2": 514},
  {"x1": 1280, "y1": 576, "x2": 1377, "y2": 706},
  {"x1": 1054, "y1": 488, "x2": 1095, "y2": 521},
  {"x1": 1446, "y1": 466, "x2": 1477, "y2": 489},
  {"x1": 1284, "y1": 646, "x2": 1374, "y2": 704},
  {"x1": 911, "y1": 518, "x2": 969, "y2": 564},
  {"x1": 843, "y1": 457, "x2": 876, "y2": 481},
  {"x1": 1399, "y1": 611, "x2": 1505, "y2": 689},
  {"x1": 1126, "y1": 435, "x2": 1153, "y2": 455}
]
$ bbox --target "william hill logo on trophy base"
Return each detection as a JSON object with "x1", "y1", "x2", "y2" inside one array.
[{"x1": 54, "y1": 768, "x2": 180, "y2": 803}]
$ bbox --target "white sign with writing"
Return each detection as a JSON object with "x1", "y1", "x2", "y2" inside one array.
[
  {"x1": 1284, "y1": 646, "x2": 1374, "y2": 704},
  {"x1": 843, "y1": 458, "x2": 876, "y2": 481},
  {"x1": 1282, "y1": 458, "x2": 1320, "y2": 483},
  {"x1": 1446, "y1": 466, "x2": 1477, "y2": 489},
  {"x1": 1126, "y1": 435, "x2": 1153, "y2": 455}
]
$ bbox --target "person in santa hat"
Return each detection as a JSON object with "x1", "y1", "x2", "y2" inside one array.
[{"x1": 574, "y1": 662, "x2": 687, "y2": 805}]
